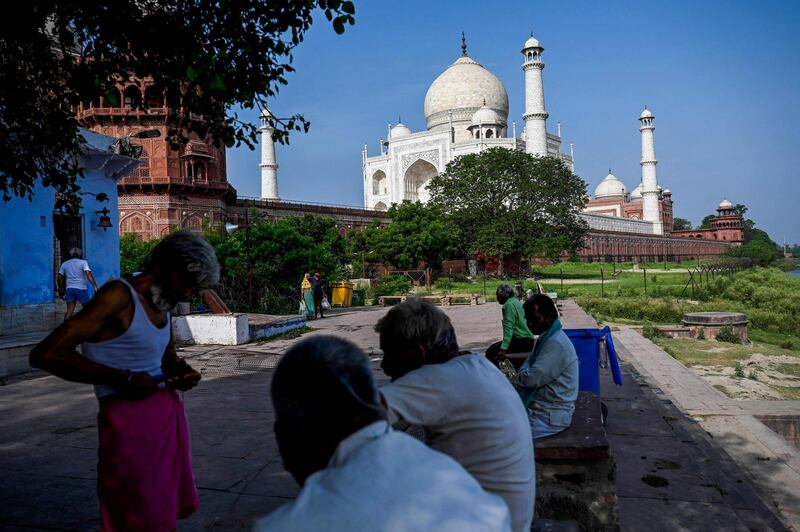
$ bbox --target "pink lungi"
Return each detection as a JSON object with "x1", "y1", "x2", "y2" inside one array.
[{"x1": 97, "y1": 388, "x2": 198, "y2": 531}]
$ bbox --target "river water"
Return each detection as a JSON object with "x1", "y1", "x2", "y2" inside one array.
[{"x1": 790, "y1": 270, "x2": 800, "y2": 277}]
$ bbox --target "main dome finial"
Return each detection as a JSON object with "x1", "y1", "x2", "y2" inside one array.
[{"x1": 461, "y1": 31, "x2": 467, "y2": 56}]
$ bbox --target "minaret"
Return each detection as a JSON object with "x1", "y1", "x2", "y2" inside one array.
[
  {"x1": 521, "y1": 33, "x2": 549, "y2": 157},
  {"x1": 639, "y1": 107, "x2": 662, "y2": 234},
  {"x1": 259, "y1": 107, "x2": 279, "y2": 200}
]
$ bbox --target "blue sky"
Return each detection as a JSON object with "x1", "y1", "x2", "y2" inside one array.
[{"x1": 226, "y1": 0, "x2": 800, "y2": 244}]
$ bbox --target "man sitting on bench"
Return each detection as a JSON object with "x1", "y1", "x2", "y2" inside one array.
[
  {"x1": 517, "y1": 294, "x2": 579, "y2": 440},
  {"x1": 486, "y1": 284, "x2": 535, "y2": 368}
]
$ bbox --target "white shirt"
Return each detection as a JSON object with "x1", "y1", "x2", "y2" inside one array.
[
  {"x1": 380, "y1": 354, "x2": 535, "y2": 532},
  {"x1": 58, "y1": 258, "x2": 91, "y2": 290},
  {"x1": 253, "y1": 421, "x2": 511, "y2": 532}
]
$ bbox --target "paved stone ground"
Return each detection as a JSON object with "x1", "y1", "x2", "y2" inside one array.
[
  {"x1": 0, "y1": 303, "x2": 790, "y2": 530},
  {"x1": 612, "y1": 325, "x2": 800, "y2": 529}
]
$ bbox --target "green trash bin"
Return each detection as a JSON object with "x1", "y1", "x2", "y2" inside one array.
[{"x1": 352, "y1": 288, "x2": 365, "y2": 307}]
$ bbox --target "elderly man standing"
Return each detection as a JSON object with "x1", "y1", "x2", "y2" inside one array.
[
  {"x1": 376, "y1": 299, "x2": 535, "y2": 532},
  {"x1": 30, "y1": 231, "x2": 219, "y2": 531},
  {"x1": 518, "y1": 294, "x2": 579, "y2": 439},
  {"x1": 485, "y1": 284, "x2": 535, "y2": 367},
  {"x1": 57, "y1": 247, "x2": 99, "y2": 320},
  {"x1": 254, "y1": 335, "x2": 511, "y2": 532}
]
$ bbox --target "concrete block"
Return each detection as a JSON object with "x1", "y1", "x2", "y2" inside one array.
[{"x1": 172, "y1": 314, "x2": 250, "y2": 346}]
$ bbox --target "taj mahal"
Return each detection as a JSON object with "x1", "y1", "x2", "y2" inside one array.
[{"x1": 355, "y1": 32, "x2": 736, "y2": 246}]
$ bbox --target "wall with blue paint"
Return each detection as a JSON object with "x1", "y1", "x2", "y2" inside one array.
[{"x1": 0, "y1": 173, "x2": 120, "y2": 306}]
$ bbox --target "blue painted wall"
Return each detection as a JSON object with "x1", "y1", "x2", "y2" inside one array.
[{"x1": 0, "y1": 173, "x2": 120, "y2": 306}]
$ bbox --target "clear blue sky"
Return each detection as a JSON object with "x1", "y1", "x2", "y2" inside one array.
[{"x1": 226, "y1": 0, "x2": 800, "y2": 244}]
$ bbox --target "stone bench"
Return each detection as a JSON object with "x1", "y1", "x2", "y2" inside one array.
[
  {"x1": 377, "y1": 295, "x2": 407, "y2": 306},
  {"x1": 534, "y1": 392, "x2": 618, "y2": 531},
  {"x1": 440, "y1": 293, "x2": 481, "y2": 306}
]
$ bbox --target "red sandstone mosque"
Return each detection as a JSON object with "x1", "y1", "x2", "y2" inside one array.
[{"x1": 75, "y1": 33, "x2": 742, "y2": 263}]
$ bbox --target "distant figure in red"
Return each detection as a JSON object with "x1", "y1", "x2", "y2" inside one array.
[{"x1": 30, "y1": 231, "x2": 220, "y2": 531}]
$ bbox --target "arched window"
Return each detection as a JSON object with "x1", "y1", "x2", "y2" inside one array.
[
  {"x1": 374, "y1": 201, "x2": 388, "y2": 211},
  {"x1": 195, "y1": 162, "x2": 206, "y2": 181},
  {"x1": 404, "y1": 159, "x2": 438, "y2": 202},
  {"x1": 485, "y1": 129, "x2": 493, "y2": 138},
  {"x1": 144, "y1": 85, "x2": 163, "y2": 108},
  {"x1": 123, "y1": 86, "x2": 142, "y2": 109},
  {"x1": 372, "y1": 170, "x2": 386, "y2": 195},
  {"x1": 186, "y1": 162, "x2": 194, "y2": 180}
]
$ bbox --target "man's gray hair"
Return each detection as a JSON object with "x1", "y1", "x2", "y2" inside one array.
[
  {"x1": 68, "y1": 247, "x2": 82, "y2": 259},
  {"x1": 496, "y1": 284, "x2": 514, "y2": 301},
  {"x1": 272, "y1": 335, "x2": 382, "y2": 422},
  {"x1": 144, "y1": 231, "x2": 220, "y2": 288},
  {"x1": 374, "y1": 298, "x2": 459, "y2": 360}
]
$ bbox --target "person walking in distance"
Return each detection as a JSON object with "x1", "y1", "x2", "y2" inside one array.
[
  {"x1": 58, "y1": 247, "x2": 99, "y2": 320},
  {"x1": 311, "y1": 272, "x2": 325, "y2": 319},
  {"x1": 30, "y1": 231, "x2": 220, "y2": 531}
]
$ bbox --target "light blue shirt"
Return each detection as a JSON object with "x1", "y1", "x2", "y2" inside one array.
[
  {"x1": 253, "y1": 421, "x2": 511, "y2": 532},
  {"x1": 518, "y1": 329, "x2": 579, "y2": 427}
]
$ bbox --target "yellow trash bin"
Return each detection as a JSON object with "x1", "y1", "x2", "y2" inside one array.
[{"x1": 331, "y1": 281, "x2": 354, "y2": 307}]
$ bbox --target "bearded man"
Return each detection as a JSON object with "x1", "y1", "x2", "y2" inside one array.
[{"x1": 30, "y1": 231, "x2": 220, "y2": 531}]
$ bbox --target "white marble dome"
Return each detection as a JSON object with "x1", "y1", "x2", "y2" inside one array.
[
  {"x1": 719, "y1": 199, "x2": 733, "y2": 209},
  {"x1": 640, "y1": 108, "x2": 653, "y2": 119},
  {"x1": 424, "y1": 55, "x2": 509, "y2": 130},
  {"x1": 471, "y1": 104, "x2": 504, "y2": 126},
  {"x1": 522, "y1": 35, "x2": 541, "y2": 49},
  {"x1": 594, "y1": 172, "x2": 628, "y2": 198},
  {"x1": 390, "y1": 123, "x2": 412, "y2": 139},
  {"x1": 630, "y1": 183, "x2": 643, "y2": 199}
]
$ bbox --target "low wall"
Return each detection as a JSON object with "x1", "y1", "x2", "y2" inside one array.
[
  {"x1": 172, "y1": 314, "x2": 250, "y2": 346},
  {"x1": 0, "y1": 302, "x2": 65, "y2": 337}
]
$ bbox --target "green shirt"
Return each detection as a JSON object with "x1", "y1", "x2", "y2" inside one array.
[{"x1": 501, "y1": 298, "x2": 534, "y2": 350}]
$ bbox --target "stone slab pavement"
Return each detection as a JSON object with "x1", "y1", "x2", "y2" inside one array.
[
  {"x1": 610, "y1": 326, "x2": 800, "y2": 529},
  {"x1": 0, "y1": 302, "x2": 790, "y2": 530}
]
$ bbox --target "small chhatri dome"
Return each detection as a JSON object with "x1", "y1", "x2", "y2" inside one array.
[
  {"x1": 523, "y1": 33, "x2": 542, "y2": 49},
  {"x1": 391, "y1": 122, "x2": 412, "y2": 139},
  {"x1": 471, "y1": 101, "x2": 504, "y2": 126},
  {"x1": 640, "y1": 107, "x2": 653, "y2": 119},
  {"x1": 630, "y1": 183, "x2": 643, "y2": 199},
  {"x1": 663, "y1": 188, "x2": 672, "y2": 195},
  {"x1": 594, "y1": 171, "x2": 629, "y2": 199},
  {"x1": 719, "y1": 199, "x2": 733, "y2": 209}
]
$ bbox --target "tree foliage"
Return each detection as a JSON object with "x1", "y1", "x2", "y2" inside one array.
[
  {"x1": 207, "y1": 217, "x2": 345, "y2": 314},
  {"x1": 428, "y1": 148, "x2": 588, "y2": 266},
  {"x1": 1, "y1": 1, "x2": 355, "y2": 209},
  {"x1": 370, "y1": 201, "x2": 451, "y2": 270},
  {"x1": 119, "y1": 233, "x2": 160, "y2": 274},
  {"x1": 345, "y1": 222, "x2": 382, "y2": 278},
  {"x1": 672, "y1": 217, "x2": 692, "y2": 230}
]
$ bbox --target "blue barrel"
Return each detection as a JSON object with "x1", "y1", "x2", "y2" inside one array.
[{"x1": 564, "y1": 327, "x2": 622, "y2": 394}]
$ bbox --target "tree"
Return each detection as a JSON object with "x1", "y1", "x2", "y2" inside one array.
[
  {"x1": 2, "y1": 1, "x2": 356, "y2": 209},
  {"x1": 428, "y1": 148, "x2": 588, "y2": 271},
  {"x1": 285, "y1": 214, "x2": 347, "y2": 268},
  {"x1": 370, "y1": 201, "x2": 451, "y2": 270},
  {"x1": 729, "y1": 238, "x2": 777, "y2": 266},
  {"x1": 119, "y1": 233, "x2": 160, "y2": 274},
  {"x1": 209, "y1": 218, "x2": 343, "y2": 314},
  {"x1": 700, "y1": 214, "x2": 716, "y2": 229},
  {"x1": 672, "y1": 217, "x2": 692, "y2": 230},
  {"x1": 345, "y1": 222, "x2": 382, "y2": 278}
]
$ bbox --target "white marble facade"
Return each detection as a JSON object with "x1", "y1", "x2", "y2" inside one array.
[{"x1": 363, "y1": 33, "x2": 574, "y2": 211}]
